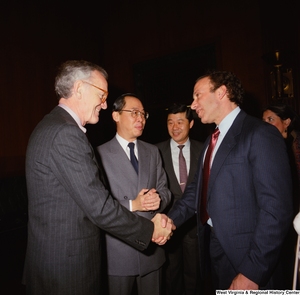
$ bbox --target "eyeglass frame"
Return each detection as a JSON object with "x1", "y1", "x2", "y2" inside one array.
[
  {"x1": 119, "y1": 109, "x2": 149, "y2": 120},
  {"x1": 81, "y1": 80, "x2": 108, "y2": 104}
]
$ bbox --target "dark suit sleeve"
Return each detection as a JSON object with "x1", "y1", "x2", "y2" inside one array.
[
  {"x1": 51, "y1": 124, "x2": 153, "y2": 251},
  {"x1": 168, "y1": 165, "x2": 201, "y2": 227}
]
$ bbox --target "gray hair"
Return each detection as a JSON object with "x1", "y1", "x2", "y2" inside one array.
[{"x1": 54, "y1": 60, "x2": 108, "y2": 99}]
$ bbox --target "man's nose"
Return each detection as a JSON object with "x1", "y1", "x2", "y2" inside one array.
[{"x1": 191, "y1": 100, "x2": 196, "y2": 109}]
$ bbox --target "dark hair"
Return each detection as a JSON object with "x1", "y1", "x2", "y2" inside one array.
[
  {"x1": 112, "y1": 93, "x2": 140, "y2": 112},
  {"x1": 54, "y1": 60, "x2": 108, "y2": 99},
  {"x1": 263, "y1": 103, "x2": 300, "y2": 133},
  {"x1": 167, "y1": 103, "x2": 193, "y2": 122},
  {"x1": 196, "y1": 70, "x2": 244, "y2": 105}
]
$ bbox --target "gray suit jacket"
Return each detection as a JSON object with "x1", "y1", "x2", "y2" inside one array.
[
  {"x1": 97, "y1": 136, "x2": 171, "y2": 276},
  {"x1": 24, "y1": 106, "x2": 154, "y2": 295}
]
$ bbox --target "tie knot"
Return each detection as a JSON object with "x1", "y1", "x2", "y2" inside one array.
[
  {"x1": 128, "y1": 142, "x2": 135, "y2": 150},
  {"x1": 213, "y1": 128, "x2": 220, "y2": 138},
  {"x1": 178, "y1": 145, "x2": 185, "y2": 151}
]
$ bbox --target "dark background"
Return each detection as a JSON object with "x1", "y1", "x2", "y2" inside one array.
[
  {"x1": 0, "y1": 0, "x2": 299, "y2": 293},
  {"x1": 1, "y1": 0, "x2": 299, "y2": 177}
]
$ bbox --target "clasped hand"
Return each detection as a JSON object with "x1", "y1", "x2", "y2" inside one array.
[
  {"x1": 132, "y1": 188, "x2": 161, "y2": 212},
  {"x1": 151, "y1": 213, "x2": 176, "y2": 245}
]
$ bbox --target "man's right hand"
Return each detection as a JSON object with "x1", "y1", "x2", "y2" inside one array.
[{"x1": 151, "y1": 213, "x2": 176, "y2": 245}]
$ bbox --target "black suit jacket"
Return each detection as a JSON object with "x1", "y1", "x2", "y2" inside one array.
[{"x1": 156, "y1": 139, "x2": 203, "y2": 213}]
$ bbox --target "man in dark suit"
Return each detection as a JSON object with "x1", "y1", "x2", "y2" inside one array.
[
  {"x1": 23, "y1": 60, "x2": 174, "y2": 295},
  {"x1": 168, "y1": 70, "x2": 293, "y2": 290},
  {"x1": 156, "y1": 103, "x2": 204, "y2": 295},
  {"x1": 97, "y1": 93, "x2": 171, "y2": 295}
]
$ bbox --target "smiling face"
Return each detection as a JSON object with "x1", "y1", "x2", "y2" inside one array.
[
  {"x1": 167, "y1": 112, "x2": 193, "y2": 145},
  {"x1": 112, "y1": 96, "x2": 146, "y2": 141},
  {"x1": 262, "y1": 109, "x2": 291, "y2": 138},
  {"x1": 79, "y1": 70, "x2": 108, "y2": 125},
  {"x1": 191, "y1": 77, "x2": 221, "y2": 125}
]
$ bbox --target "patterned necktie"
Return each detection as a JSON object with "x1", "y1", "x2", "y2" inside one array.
[
  {"x1": 128, "y1": 142, "x2": 138, "y2": 174},
  {"x1": 200, "y1": 128, "x2": 220, "y2": 224},
  {"x1": 178, "y1": 145, "x2": 188, "y2": 192}
]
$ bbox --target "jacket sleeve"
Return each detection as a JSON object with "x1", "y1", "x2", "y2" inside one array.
[
  {"x1": 237, "y1": 123, "x2": 293, "y2": 285},
  {"x1": 168, "y1": 162, "x2": 201, "y2": 227},
  {"x1": 51, "y1": 124, "x2": 154, "y2": 251}
]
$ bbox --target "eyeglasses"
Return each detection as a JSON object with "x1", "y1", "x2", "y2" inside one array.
[
  {"x1": 120, "y1": 109, "x2": 149, "y2": 120},
  {"x1": 81, "y1": 80, "x2": 108, "y2": 104}
]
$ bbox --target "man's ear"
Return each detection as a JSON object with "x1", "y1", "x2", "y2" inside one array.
[
  {"x1": 283, "y1": 118, "x2": 291, "y2": 129},
  {"x1": 73, "y1": 80, "x2": 83, "y2": 98},
  {"x1": 112, "y1": 111, "x2": 119, "y2": 123},
  {"x1": 217, "y1": 85, "x2": 227, "y2": 100},
  {"x1": 189, "y1": 119, "x2": 194, "y2": 129}
]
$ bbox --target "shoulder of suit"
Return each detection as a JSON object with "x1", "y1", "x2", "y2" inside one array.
[
  {"x1": 137, "y1": 139, "x2": 159, "y2": 151},
  {"x1": 155, "y1": 140, "x2": 170, "y2": 149},
  {"x1": 40, "y1": 108, "x2": 81, "y2": 137},
  {"x1": 97, "y1": 137, "x2": 116, "y2": 151},
  {"x1": 242, "y1": 113, "x2": 268, "y2": 131},
  {"x1": 190, "y1": 139, "x2": 203, "y2": 145},
  {"x1": 231, "y1": 111, "x2": 278, "y2": 139},
  {"x1": 50, "y1": 106, "x2": 75, "y2": 123}
]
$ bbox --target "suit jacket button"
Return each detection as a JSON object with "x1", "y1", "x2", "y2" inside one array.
[{"x1": 124, "y1": 196, "x2": 128, "y2": 200}]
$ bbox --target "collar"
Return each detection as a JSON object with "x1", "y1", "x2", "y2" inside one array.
[
  {"x1": 217, "y1": 106, "x2": 241, "y2": 136},
  {"x1": 58, "y1": 103, "x2": 86, "y2": 133}
]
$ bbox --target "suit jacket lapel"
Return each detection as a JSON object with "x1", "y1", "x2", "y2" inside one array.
[
  {"x1": 136, "y1": 140, "x2": 150, "y2": 190},
  {"x1": 109, "y1": 137, "x2": 139, "y2": 183},
  {"x1": 208, "y1": 111, "x2": 246, "y2": 199},
  {"x1": 164, "y1": 140, "x2": 182, "y2": 194}
]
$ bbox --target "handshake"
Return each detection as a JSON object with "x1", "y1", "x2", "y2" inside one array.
[{"x1": 151, "y1": 213, "x2": 176, "y2": 246}]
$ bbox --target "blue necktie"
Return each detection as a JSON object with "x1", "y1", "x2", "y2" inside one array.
[{"x1": 128, "y1": 142, "x2": 138, "y2": 174}]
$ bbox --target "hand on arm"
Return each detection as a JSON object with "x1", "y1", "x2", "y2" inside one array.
[
  {"x1": 132, "y1": 188, "x2": 161, "y2": 212},
  {"x1": 151, "y1": 213, "x2": 176, "y2": 245},
  {"x1": 228, "y1": 273, "x2": 258, "y2": 290}
]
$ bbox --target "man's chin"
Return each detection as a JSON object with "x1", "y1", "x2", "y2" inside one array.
[
  {"x1": 135, "y1": 131, "x2": 143, "y2": 137},
  {"x1": 200, "y1": 117, "x2": 208, "y2": 124},
  {"x1": 87, "y1": 117, "x2": 100, "y2": 125}
]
